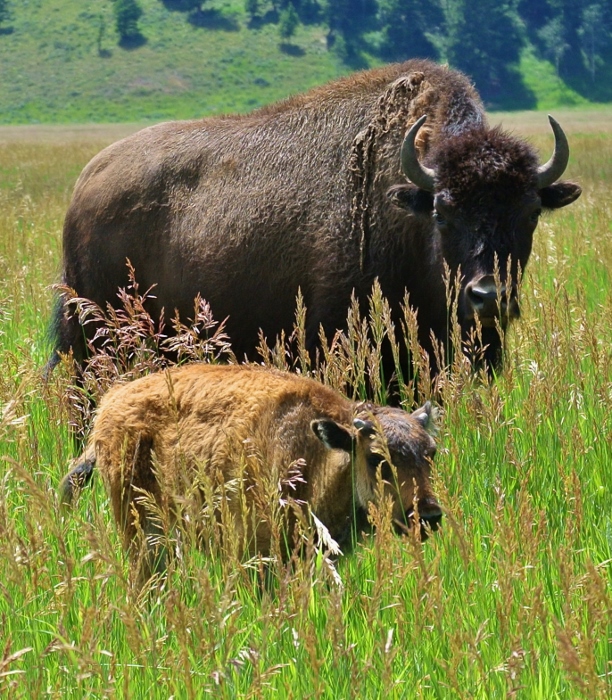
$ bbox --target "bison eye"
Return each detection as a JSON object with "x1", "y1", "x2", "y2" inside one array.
[{"x1": 530, "y1": 208, "x2": 542, "y2": 224}]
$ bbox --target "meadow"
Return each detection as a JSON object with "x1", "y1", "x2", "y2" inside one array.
[{"x1": 0, "y1": 108, "x2": 612, "y2": 697}]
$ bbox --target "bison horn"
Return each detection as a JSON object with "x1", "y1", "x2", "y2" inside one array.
[
  {"x1": 400, "y1": 115, "x2": 436, "y2": 192},
  {"x1": 536, "y1": 115, "x2": 570, "y2": 189}
]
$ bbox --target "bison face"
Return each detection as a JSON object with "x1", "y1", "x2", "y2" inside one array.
[
  {"x1": 429, "y1": 188, "x2": 538, "y2": 332},
  {"x1": 312, "y1": 402, "x2": 441, "y2": 540},
  {"x1": 388, "y1": 115, "x2": 581, "y2": 365}
]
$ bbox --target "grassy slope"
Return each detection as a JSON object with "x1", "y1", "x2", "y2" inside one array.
[
  {"x1": 0, "y1": 0, "x2": 609, "y2": 125},
  {"x1": 0, "y1": 0, "x2": 350, "y2": 124},
  {"x1": 519, "y1": 48, "x2": 590, "y2": 110}
]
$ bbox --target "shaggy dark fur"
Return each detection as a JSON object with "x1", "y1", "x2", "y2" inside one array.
[
  {"x1": 431, "y1": 127, "x2": 540, "y2": 204},
  {"x1": 49, "y1": 59, "x2": 581, "y2": 379}
]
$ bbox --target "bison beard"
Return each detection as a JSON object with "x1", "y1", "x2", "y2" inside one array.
[{"x1": 48, "y1": 59, "x2": 581, "y2": 385}]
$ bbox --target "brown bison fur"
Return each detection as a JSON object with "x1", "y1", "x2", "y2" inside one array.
[{"x1": 59, "y1": 364, "x2": 440, "y2": 580}]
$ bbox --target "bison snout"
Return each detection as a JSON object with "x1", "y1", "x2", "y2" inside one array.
[{"x1": 465, "y1": 275, "x2": 520, "y2": 326}]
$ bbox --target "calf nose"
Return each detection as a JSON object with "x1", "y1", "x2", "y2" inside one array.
[
  {"x1": 465, "y1": 276, "x2": 520, "y2": 324},
  {"x1": 420, "y1": 511, "x2": 442, "y2": 533},
  {"x1": 399, "y1": 499, "x2": 443, "y2": 539},
  {"x1": 418, "y1": 498, "x2": 443, "y2": 533}
]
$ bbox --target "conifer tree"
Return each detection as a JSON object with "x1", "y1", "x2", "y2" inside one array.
[
  {"x1": 322, "y1": 0, "x2": 376, "y2": 61},
  {"x1": 114, "y1": 0, "x2": 143, "y2": 42},
  {"x1": 578, "y1": 3, "x2": 610, "y2": 81},
  {"x1": 245, "y1": 0, "x2": 260, "y2": 20},
  {"x1": 537, "y1": 14, "x2": 569, "y2": 75},
  {"x1": 0, "y1": 0, "x2": 10, "y2": 28},
  {"x1": 377, "y1": 0, "x2": 440, "y2": 61},
  {"x1": 444, "y1": 0, "x2": 524, "y2": 100},
  {"x1": 279, "y1": 4, "x2": 299, "y2": 39}
]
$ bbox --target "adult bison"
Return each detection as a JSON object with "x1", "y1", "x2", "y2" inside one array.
[
  {"x1": 49, "y1": 59, "x2": 581, "y2": 376},
  {"x1": 59, "y1": 364, "x2": 441, "y2": 581}
]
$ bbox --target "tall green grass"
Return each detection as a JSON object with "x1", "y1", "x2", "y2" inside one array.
[{"x1": 0, "y1": 121, "x2": 611, "y2": 697}]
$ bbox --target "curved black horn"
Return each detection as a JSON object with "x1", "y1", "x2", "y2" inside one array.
[
  {"x1": 536, "y1": 115, "x2": 570, "y2": 189},
  {"x1": 400, "y1": 114, "x2": 436, "y2": 192}
]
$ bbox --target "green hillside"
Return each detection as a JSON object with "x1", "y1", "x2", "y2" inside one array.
[
  {"x1": 0, "y1": 0, "x2": 608, "y2": 125},
  {"x1": 0, "y1": 0, "x2": 352, "y2": 124}
]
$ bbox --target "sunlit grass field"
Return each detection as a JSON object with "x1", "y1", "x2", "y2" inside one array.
[{"x1": 1, "y1": 111, "x2": 612, "y2": 697}]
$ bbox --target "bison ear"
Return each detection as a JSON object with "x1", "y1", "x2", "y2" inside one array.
[
  {"x1": 411, "y1": 401, "x2": 440, "y2": 437},
  {"x1": 540, "y1": 181, "x2": 582, "y2": 210},
  {"x1": 311, "y1": 419, "x2": 354, "y2": 453},
  {"x1": 386, "y1": 184, "x2": 434, "y2": 214}
]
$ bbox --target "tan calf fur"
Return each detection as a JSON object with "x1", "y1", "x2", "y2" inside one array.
[{"x1": 60, "y1": 364, "x2": 440, "y2": 577}]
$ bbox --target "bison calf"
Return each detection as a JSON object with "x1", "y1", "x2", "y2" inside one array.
[{"x1": 60, "y1": 364, "x2": 440, "y2": 580}]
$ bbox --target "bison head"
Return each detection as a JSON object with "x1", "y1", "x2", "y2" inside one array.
[
  {"x1": 387, "y1": 115, "x2": 582, "y2": 367},
  {"x1": 311, "y1": 401, "x2": 441, "y2": 540}
]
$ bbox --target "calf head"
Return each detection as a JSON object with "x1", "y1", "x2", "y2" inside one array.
[
  {"x1": 312, "y1": 401, "x2": 441, "y2": 539},
  {"x1": 388, "y1": 115, "x2": 582, "y2": 368}
]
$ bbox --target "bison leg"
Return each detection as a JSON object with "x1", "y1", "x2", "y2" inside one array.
[
  {"x1": 118, "y1": 493, "x2": 170, "y2": 589},
  {"x1": 130, "y1": 514, "x2": 169, "y2": 589}
]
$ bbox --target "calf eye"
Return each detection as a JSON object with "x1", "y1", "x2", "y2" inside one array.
[
  {"x1": 367, "y1": 453, "x2": 384, "y2": 470},
  {"x1": 434, "y1": 210, "x2": 446, "y2": 226}
]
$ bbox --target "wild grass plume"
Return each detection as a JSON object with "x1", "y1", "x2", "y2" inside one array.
[{"x1": 0, "y1": 120, "x2": 611, "y2": 696}]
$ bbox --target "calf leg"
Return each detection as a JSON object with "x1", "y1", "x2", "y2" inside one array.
[{"x1": 106, "y1": 435, "x2": 172, "y2": 587}]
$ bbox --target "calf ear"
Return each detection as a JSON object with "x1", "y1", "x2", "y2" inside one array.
[
  {"x1": 411, "y1": 401, "x2": 440, "y2": 437},
  {"x1": 386, "y1": 184, "x2": 434, "y2": 214},
  {"x1": 311, "y1": 419, "x2": 354, "y2": 453},
  {"x1": 540, "y1": 181, "x2": 581, "y2": 209}
]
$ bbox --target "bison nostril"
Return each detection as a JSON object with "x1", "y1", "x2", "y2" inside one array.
[
  {"x1": 467, "y1": 282, "x2": 506, "y2": 309},
  {"x1": 416, "y1": 498, "x2": 443, "y2": 531},
  {"x1": 465, "y1": 278, "x2": 520, "y2": 322}
]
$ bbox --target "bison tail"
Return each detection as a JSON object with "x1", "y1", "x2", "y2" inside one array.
[
  {"x1": 44, "y1": 294, "x2": 87, "y2": 379},
  {"x1": 59, "y1": 447, "x2": 96, "y2": 508},
  {"x1": 43, "y1": 296, "x2": 65, "y2": 379}
]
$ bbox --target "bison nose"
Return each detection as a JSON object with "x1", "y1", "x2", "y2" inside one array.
[{"x1": 465, "y1": 276, "x2": 520, "y2": 325}]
